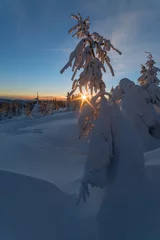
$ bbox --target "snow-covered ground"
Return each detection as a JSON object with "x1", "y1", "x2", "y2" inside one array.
[
  {"x1": 0, "y1": 111, "x2": 160, "y2": 189},
  {"x1": 0, "y1": 112, "x2": 85, "y2": 192},
  {"x1": 0, "y1": 111, "x2": 160, "y2": 239},
  {"x1": 0, "y1": 111, "x2": 103, "y2": 240}
]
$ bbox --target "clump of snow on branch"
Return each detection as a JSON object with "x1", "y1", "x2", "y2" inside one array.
[{"x1": 60, "y1": 13, "x2": 122, "y2": 97}]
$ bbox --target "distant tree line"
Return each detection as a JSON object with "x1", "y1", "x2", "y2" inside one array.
[{"x1": 0, "y1": 99, "x2": 66, "y2": 120}]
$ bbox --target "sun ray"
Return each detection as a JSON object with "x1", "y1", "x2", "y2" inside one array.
[
  {"x1": 79, "y1": 98, "x2": 85, "y2": 113},
  {"x1": 70, "y1": 92, "x2": 96, "y2": 113},
  {"x1": 85, "y1": 97, "x2": 96, "y2": 111}
]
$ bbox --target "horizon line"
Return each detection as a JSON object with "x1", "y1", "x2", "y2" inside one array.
[{"x1": 0, "y1": 94, "x2": 67, "y2": 101}]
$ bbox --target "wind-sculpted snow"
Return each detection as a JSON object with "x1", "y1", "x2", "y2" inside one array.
[
  {"x1": 119, "y1": 78, "x2": 160, "y2": 152},
  {"x1": 0, "y1": 170, "x2": 99, "y2": 240},
  {"x1": 77, "y1": 96, "x2": 160, "y2": 239},
  {"x1": 120, "y1": 78, "x2": 156, "y2": 127},
  {"x1": 76, "y1": 92, "x2": 160, "y2": 239},
  {"x1": 77, "y1": 95, "x2": 145, "y2": 202},
  {"x1": 111, "y1": 85, "x2": 122, "y2": 102}
]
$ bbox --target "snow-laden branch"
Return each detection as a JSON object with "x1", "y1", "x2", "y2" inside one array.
[{"x1": 68, "y1": 13, "x2": 90, "y2": 38}]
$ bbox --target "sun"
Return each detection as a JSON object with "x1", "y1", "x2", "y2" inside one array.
[{"x1": 82, "y1": 95, "x2": 86, "y2": 100}]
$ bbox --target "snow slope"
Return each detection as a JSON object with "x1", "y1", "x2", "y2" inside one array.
[
  {"x1": 0, "y1": 112, "x2": 101, "y2": 239},
  {"x1": 0, "y1": 170, "x2": 99, "y2": 240},
  {"x1": 0, "y1": 112, "x2": 85, "y2": 191},
  {"x1": 0, "y1": 111, "x2": 159, "y2": 189},
  {"x1": 0, "y1": 111, "x2": 160, "y2": 239},
  {"x1": 0, "y1": 111, "x2": 104, "y2": 219}
]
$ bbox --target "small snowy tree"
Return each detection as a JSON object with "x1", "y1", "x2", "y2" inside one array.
[
  {"x1": 138, "y1": 53, "x2": 160, "y2": 86},
  {"x1": 145, "y1": 52, "x2": 160, "y2": 85},
  {"x1": 138, "y1": 52, "x2": 160, "y2": 106},
  {"x1": 31, "y1": 93, "x2": 43, "y2": 118}
]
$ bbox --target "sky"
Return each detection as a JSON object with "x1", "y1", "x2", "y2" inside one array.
[{"x1": 0, "y1": 0, "x2": 160, "y2": 99}]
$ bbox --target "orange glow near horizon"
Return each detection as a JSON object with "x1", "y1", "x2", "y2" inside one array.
[
  {"x1": 0, "y1": 93, "x2": 67, "y2": 101},
  {"x1": 0, "y1": 87, "x2": 67, "y2": 100}
]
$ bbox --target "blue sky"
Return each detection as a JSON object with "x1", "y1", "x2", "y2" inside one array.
[{"x1": 0, "y1": 0, "x2": 160, "y2": 99}]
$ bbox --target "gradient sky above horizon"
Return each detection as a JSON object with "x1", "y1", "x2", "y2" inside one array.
[{"x1": 0, "y1": 0, "x2": 160, "y2": 99}]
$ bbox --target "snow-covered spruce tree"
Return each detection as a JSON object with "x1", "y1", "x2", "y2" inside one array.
[
  {"x1": 137, "y1": 52, "x2": 160, "y2": 134},
  {"x1": 138, "y1": 52, "x2": 160, "y2": 106},
  {"x1": 61, "y1": 13, "x2": 144, "y2": 194},
  {"x1": 60, "y1": 13, "x2": 121, "y2": 97},
  {"x1": 60, "y1": 13, "x2": 121, "y2": 135}
]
